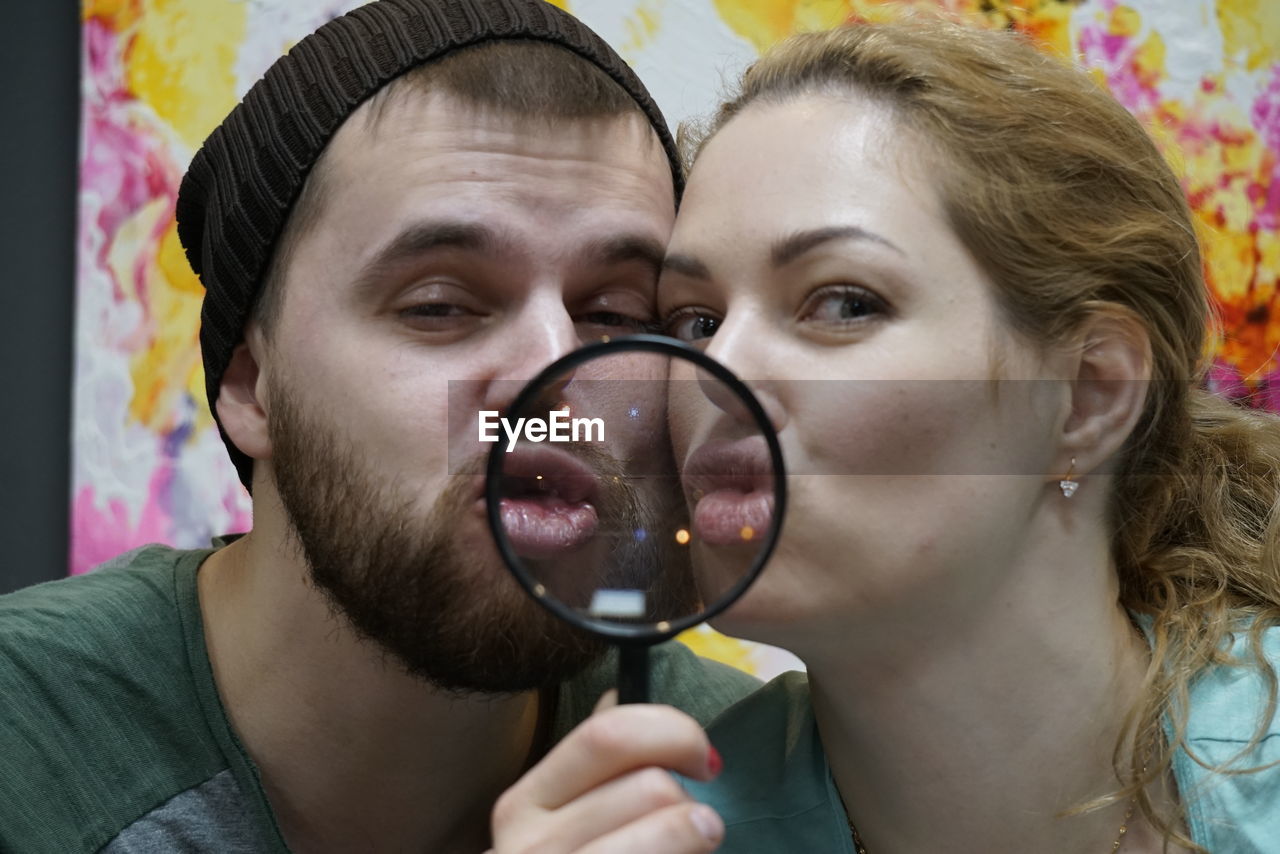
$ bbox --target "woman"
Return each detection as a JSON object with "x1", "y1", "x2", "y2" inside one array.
[{"x1": 489, "y1": 17, "x2": 1280, "y2": 854}]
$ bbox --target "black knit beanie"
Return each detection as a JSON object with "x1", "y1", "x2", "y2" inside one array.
[{"x1": 176, "y1": 0, "x2": 683, "y2": 490}]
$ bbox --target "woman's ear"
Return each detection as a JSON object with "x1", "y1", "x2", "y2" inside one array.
[
  {"x1": 1057, "y1": 309, "x2": 1152, "y2": 474},
  {"x1": 215, "y1": 326, "x2": 273, "y2": 461}
]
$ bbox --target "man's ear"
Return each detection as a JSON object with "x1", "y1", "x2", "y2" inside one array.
[
  {"x1": 1057, "y1": 309, "x2": 1152, "y2": 475},
  {"x1": 216, "y1": 327, "x2": 273, "y2": 461}
]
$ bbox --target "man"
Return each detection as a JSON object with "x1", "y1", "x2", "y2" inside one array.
[{"x1": 0, "y1": 1, "x2": 756, "y2": 850}]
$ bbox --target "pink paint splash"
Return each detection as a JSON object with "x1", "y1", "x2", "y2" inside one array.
[
  {"x1": 75, "y1": 13, "x2": 257, "y2": 576},
  {"x1": 72, "y1": 465, "x2": 253, "y2": 575},
  {"x1": 1075, "y1": 1, "x2": 1162, "y2": 117},
  {"x1": 71, "y1": 474, "x2": 176, "y2": 575},
  {"x1": 80, "y1": 16, "x2": 182, "y2": 338},
  {"x1": 1251, "y1": 65, "x2": 1280, "y2": 232},
  {"x1": 1258, "y1": 364, "x2": 1280, "y2": 412},
  {"x1": 1253, "y1": 64, "x2": 1280, "y2": 154},
  {"x1": 1206, "y1": 359, "x2": 1251, "y2": 403}
]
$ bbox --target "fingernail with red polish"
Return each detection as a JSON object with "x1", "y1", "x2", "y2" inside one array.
[{"x1": 707, "y1": 745, "x2": 723, "y2": 778}]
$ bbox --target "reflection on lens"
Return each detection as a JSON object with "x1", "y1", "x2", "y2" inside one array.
[{"x1": 588, "y1": 588, "x2": 647, "y2": 618}]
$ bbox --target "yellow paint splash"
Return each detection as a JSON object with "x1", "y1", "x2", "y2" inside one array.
[
  {"x1": 125, "y1": 0, "x2": 246, "y2": 152},
  {"x1": 1108, "y1": 2, "x2": 1142, "y2": 38},
  {"x1": 1006, "y1": 1, "x2": 1073, "y2": 57},
  {"x1": 110, "y1": 201, "x2": 205, "y2": 431},
  {"x1": 677, "y1": 625, "x2": 759, "y2": 675},
  {"x1": 620, "y1": 0, "x2": 665, "y2": 58},
  {"x1": 1218, "y1": 0, "x2": 1280, "y2": 71},
  {"x1": 714, "y1": 0, "x2": 1077, "y2": 58},
  {"x1": 714, "y1": 0, "x2": 854, "y2": 54},
  {"x1": 84, "y1": 0, "x2": 142, "y2": 30},
  {"x1": 157, "y1": 215, "x2": 202, "y2": 297},
  {"x1": 1201, "y1": 219, "x2": 1259, "y2": 303},
  {"x1": 1184, "y1": 120, "x2": 1278, "y2": 374}
]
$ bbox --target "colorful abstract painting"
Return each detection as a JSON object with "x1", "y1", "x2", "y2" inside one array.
[{"x1": 75, "y1": 0, "x2": 1280, "y2": 679}]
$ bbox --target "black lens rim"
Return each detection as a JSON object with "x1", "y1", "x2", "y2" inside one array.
[{"x1": 484, "y1": 334, "x2": 787, "y2": 645}]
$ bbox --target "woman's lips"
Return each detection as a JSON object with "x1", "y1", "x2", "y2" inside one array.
[
  {"x1": 692, "y1": 490, "x2": 774, "y2": 546},
  {"x1": 682, "y1": 438, "x2": 776, "y2": 546},
  {"x1": 491, "y1": 446, "x2": 602, "y2": 559}
]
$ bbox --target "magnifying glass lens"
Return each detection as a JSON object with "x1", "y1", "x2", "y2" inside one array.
[{"x1": 485, "y1": 337, "x2": 785, "y2": 699}]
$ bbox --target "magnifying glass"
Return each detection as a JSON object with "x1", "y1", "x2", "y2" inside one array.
[{"x1": 484, "y1": 334, "x2": 785, "y2": 703}]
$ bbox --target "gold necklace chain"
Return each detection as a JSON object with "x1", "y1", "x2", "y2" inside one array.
[{"x1": 846, "y1": 794, "x2": 1139, "y2": 854}]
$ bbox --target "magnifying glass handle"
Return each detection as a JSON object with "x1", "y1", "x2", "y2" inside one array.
[{"x1": 617, "y1": 644, "x2": 649, "y2": 704}]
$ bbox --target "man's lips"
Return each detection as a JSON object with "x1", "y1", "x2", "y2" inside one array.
[
  {"x1": 682, "y1": 438, "x2": 776, "y2": 546},
  {"x1": 488, "y1": 446, "x2": 603, "y2": 559}
]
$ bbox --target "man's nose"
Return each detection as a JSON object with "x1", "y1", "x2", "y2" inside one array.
[
  {"x1": 702, "y1": 315, "x2": 788, "y2": 435},
  {"x1": 481, "y1": 297, "x2": 581, "y2": 416}
]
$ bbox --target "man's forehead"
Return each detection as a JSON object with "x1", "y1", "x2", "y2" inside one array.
[
  {"x1": 295, "y1": 92, "x2": 676, "y2": 261},
  {"x1": 327, "y1": 90, "x2": 673, "y2": 195},
  {"x1": 276, "y1": 90, "x2": 675, "y2": 296}
]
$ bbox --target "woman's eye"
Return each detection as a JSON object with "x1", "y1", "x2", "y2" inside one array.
[
  {"x1": 577, "y1": 311, "x2": 654, "y2": 333},
  {"x1": 664, "y1": 309, "x2": 721, "y2": 342},
  {"x1": 800, "y1": 286, "x2": 888, "y2": 326}
]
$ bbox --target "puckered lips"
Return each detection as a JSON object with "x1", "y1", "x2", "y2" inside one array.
[
  {"x1": 682, "y1": 437, "x2": 775, "y2": 547},
  {"x1": 493, "y1": 446, "x2": 602, "y2": 559}
]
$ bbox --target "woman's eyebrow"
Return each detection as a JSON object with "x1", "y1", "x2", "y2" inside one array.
[
  {"x1": 771, "y1": 225, "x2": 904, "y2": 266},
  {"x1": 662, "y1": 225, "x2": 905, "y2": 282}
]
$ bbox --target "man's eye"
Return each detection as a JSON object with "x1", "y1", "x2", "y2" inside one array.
[
  {"x1": 800, "y1": 286, "x2": 888, "y2": 326},
  {"x1": 396, "y1": 302, "x2": 483, "y2": 333},
  {"x1": 664, "y1": 309, "x2": 721, "y2": 342},
  {"x1": 402, "y1": 303, "x2": 472, "y2": 318}
]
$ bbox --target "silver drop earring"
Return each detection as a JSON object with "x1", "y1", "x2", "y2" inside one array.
[{"x1": 1059, "y1": 457, "x2": 1079, "y2": 498}]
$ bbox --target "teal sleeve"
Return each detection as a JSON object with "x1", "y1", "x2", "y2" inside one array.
[{"x1": 1174, "y1": 625, "x2": 1280, "y2": 852}]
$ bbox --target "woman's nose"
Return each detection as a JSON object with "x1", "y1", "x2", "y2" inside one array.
[{"x1": 703, "y1": 318, "x2": 788, "y2": 434}]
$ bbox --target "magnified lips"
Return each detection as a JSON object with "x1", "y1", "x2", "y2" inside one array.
[
  {"x1": 497, "y1": 447, "x2": 601, "y2": 559},
  {"x1": 682, "y1": 438, "x2": 776, "y2": 546}
]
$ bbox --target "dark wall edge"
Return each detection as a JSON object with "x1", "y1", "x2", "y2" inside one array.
[{"x1": 0, "y1": 3, "x2": 79, "y2": 593}]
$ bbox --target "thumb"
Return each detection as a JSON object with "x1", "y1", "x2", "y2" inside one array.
[{"x1": 593, "y1": 688, "x2": 619, "y2": 714}]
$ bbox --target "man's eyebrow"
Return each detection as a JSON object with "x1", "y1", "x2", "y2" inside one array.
[
  {"x1": 580, "y1": 234, "x2": 668, "y2": 279},
  {"x1": 771, "y1": 225, "x2": 904, "y2": 267},
  {"x1": 352, "y1": 220, "x2": 508, "y2": 292},
  {"x1": 661, "y1": 252, "x2": 712, "y2": 280}
]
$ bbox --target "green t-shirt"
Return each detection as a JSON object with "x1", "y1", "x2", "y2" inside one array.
[
  {"x1": 687, "y1": 628, "x2": 1280, "y2": 853},
  {"x1": 0, "y1": 544, "x2": 760, "y2": 853}
]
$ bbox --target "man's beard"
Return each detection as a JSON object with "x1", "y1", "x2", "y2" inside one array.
[{"x1": 267, "y1": 381, "x2": 608, "y2": 695}]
